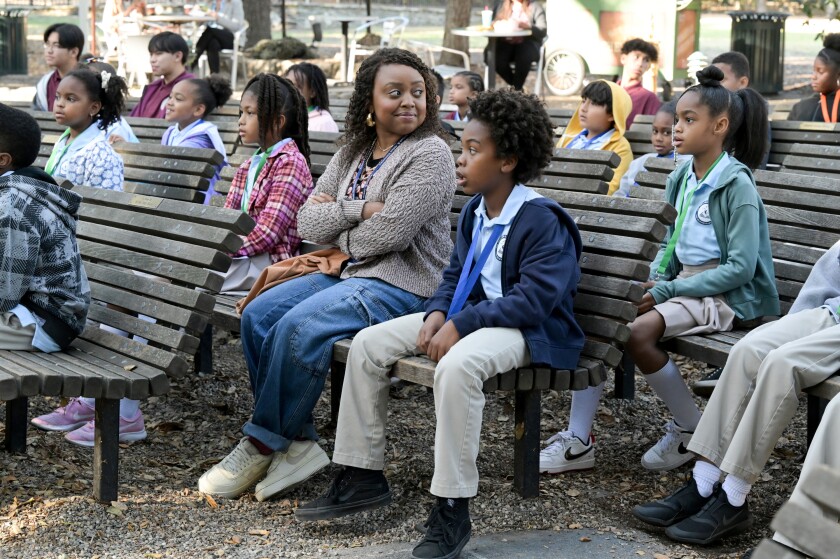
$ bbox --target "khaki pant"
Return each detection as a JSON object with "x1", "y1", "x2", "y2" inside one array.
[
  {"x1": 0, "y1": 312, "x2": 36, "y2": 351},
  {"x1": 688, "y1": 307, "x2": 840, "y2": 483},
  {"x1": 774, "y1": 395, "x2": 840, "y2": 550},
  {"x1": 332, "y1": 312, "x2": 529, "y2": 498}
]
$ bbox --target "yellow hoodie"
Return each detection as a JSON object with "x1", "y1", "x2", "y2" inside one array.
[{"x1": 558, "y1": 80, "x2": 634, "y2": 196}]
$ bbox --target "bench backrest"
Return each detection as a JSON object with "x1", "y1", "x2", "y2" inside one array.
[
  {"x1": 38, "y1": 136, "x2": 224, "y2": 203},
  {"x1": 634, "y1": 157, "x2": 840, "y2": 314},
  {"x1": 779, "y1": 141, "x2": 840, "y2": 178},
  {"x1": 65, "y1": 183, "x2": 254, "y2": 393}
]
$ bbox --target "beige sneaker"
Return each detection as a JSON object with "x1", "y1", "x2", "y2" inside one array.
[
  {"x1": 254, "y1": 440, "x2": 330, "y2": 502},
  {"x1": 198, "y1": 437, "x2": 272, "y2": 498}
]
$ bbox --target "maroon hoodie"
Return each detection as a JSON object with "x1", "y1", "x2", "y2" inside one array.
[{"x1": 130, "y1": 70, "x2": 194, "y2": 119}]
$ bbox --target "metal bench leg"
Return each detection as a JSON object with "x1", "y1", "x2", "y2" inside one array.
[
  {"x1": 330, "y1": 359, "x2": 346, "y2": 428},
  {"x1": 93, "y1": 398, "x2": 120, "y2": 503},
  {"x1": 513, "y1": 389, "x2": 541, "y2": 498},
  {"x1": 807, "y1": 395, "x2": 828, "y2": 448},
  {"x1": 614, "y1": 351, "x2": 636, "y2": 400},
  {"x1": 194, "y1": 324, "x2": 213, "y2": 374},
  {"x1": 4, "y1": 397, "x2": 28, "y2": 453}
]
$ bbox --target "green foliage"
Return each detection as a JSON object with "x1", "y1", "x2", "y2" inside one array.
[{"x1": 803, "y1": 0, "x2": 840, "y2": 18}]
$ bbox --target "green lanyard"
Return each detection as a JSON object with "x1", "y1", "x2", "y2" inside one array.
[
  {"x1": 241, "y1": 139, "x2": 287, "y2": 212},
  {"x1": 44, "y1": 129, "x2": 72, "y2": 176},
  {"x1": 655, "y1": 152, "x2": 726, "y2": 279}
]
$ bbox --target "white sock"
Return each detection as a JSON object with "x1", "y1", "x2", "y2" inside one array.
[
  {"x1": 644, "y1": 359, "x2": 701, "y2": 430},
  {"x1": 77, "y1": 398, "x2": 140, "y2": 420},
  {"x1": 568, "y1": 382, "x2": 605, "y2": 442},
  {"x1": 693, "y1": 461, "x2": 721, "y2": 498},
  {"x1": 119, "y1": 399, "x2": 140, "y2": 419},
  {"x1": 721, "y1": 474, "x2": 751, "y2": 507}
]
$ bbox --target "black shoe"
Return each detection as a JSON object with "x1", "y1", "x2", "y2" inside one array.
[
  {"x1": 632, "y1": 476, "x2": 713, "y2": 527},
  {"x1": 692, "y1": 367, "x2": 723, "y2": 398},
  {"x1": 665, "y1": 485, "x2": 753, "y2": 545},
  {"x1": 412, "y1": 498, "x2": 471, "y2": 559},
  {"x1": 294, "y1": 466, "x2": 391, "y2": 521}
]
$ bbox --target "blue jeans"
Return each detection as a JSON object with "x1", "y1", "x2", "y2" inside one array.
[{"x1": 239, "y1": 273, "x2": 426, "y2": 452}]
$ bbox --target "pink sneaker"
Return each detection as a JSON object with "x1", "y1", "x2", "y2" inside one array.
[
  {"x1": 64, "y1": 411, "x2": 148, "y2": 448},
  {"x1": 31, "y1": 399, "x2": 95, "y2": 432}
]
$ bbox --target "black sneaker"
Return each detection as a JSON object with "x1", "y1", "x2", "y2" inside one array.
[
  {"x1": 692, "y1": 367, "x2": 723, "y2": 398},
  {"x1": 665, "y1": 485, "x2": 753, "y2": 545},
  {"x1": 632, "y1": 476, "x2": 713, "y2": 527},
  {"x1": 412, "y1": 498, "x2": 471, "y2": 559},
  {"x1": 294, "y1": 466, "x2": 391, "y2": 521}
]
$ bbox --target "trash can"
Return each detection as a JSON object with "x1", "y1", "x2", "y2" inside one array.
[
  {"x1": 0, "y1": 10, "x2": 27, "y2": 76},
  {"x1": 729, "y1": 11, "x2": 788, "y2": 95}
]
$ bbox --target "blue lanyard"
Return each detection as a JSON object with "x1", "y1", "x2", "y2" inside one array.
[
  {"x1": 447, "y1": 217, "x2": 506, "y2": 320},
  {"x1": 350, "y1": 136, "x2": 406, "y2": 200}
]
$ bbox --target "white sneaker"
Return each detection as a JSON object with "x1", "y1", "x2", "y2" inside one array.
[
  {"x1": 539, "y1": 431, "x2": 595, "y2": 474},
  {"x1": 641, "y1": 420, "x2": 694, "y2": 471},
  {"x1": 254, "y1": 440, "x2": 331, "y2": 502},
  {"x1": 198, "y1": 437, "x2": 273, "y2": 498}
]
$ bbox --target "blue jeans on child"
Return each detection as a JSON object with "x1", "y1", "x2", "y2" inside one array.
[{"x1": 239, "y1": 273, "x2": 426, "y2": 452}]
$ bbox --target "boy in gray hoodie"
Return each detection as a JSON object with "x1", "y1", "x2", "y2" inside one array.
[
  {"x1": 634, "y1": 239, "x2": 840, "y2": 546},
  {"x1": 0, "y1": 103, "x2": 90, "y2": 351}
]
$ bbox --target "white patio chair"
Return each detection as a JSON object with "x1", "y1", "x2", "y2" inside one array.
[
  {"x1": 347, "y1": 16, "x2": 409, "y2": 82},
  {"x1": 198, "y1": 21, "x2": 249, "y2": 89},
  {"x1": 404, "y1": 39, "x2": 470, "y2": 80},
  {"x1": 124, "y1": 34, "x2": 153, "y2": 88}
]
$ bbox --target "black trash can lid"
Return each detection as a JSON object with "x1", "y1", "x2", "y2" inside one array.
[{"x1": 728, "y1": 11, "x2": 789, "y2": 22}]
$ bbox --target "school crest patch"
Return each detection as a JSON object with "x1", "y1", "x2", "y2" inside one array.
[
  {"x1": 696, "y1": 202, "x2": 711, "y2": 225},
  {"x1": 495, "y1": 235, "x2": 507, "y2": 261}
]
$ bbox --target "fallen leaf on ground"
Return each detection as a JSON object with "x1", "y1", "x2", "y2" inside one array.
[
  {"x1": 580, "y1": 536, "x2": 591, "y2": 542},
  {"x1": 205, "y1": 494, "x2": 218, "y2": 508},
  {"x1": 566, "y1": 488, "x2": 581, "y2": 497},
  {"x1": 249, "y1": 529, "x2": 269, "y2": 536}
]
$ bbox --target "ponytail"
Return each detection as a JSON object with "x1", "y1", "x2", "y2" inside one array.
[
  {"x1": 187, "y1": 75, "x2": 233, "y2": 117},
  {"x1": 728, "y1": 88, "x2": 768, "y2": 171},
  {"x1": 684, "y1": 65, "x2": 767, "y2": 170}
]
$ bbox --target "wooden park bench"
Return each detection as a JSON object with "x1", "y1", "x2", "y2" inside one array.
[
  {"x1": 36, "y1": 137, "x2": 226, "y2": 204},
  {"x1": 1, "y1": 183, "x2": 254, "y2": 503},
  {"x1": 201, "y1": 131, "x2": 677, "y2": 496},
  {"x1": 26, "y1": 109, "x2": 242, "y2": 156},
  {"x1": 753, "y1": 464, "x2": 840, "y2": 559},
  {"x1": 779, "y1": 142, "x2": 840, "y2": 179},
  {"x1": 633, "y1": 156, "x2": 840, "y2": 439}
]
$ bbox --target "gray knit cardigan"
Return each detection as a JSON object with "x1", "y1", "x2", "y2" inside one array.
[{"x1": 298, "y1": 132, "x2": 455, "y2": 298}]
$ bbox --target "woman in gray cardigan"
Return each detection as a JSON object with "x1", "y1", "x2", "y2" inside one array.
[
  {"x1": 198, "y1": 48, "x2": 456, "y2": 502},
  {"x1": 191, "y1": 0, "x2": 246, "y2": 74}
]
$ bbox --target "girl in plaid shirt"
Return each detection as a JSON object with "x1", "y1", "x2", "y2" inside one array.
[{"x1": 221, "y1": 73, "x2": 314, "y2": 293}]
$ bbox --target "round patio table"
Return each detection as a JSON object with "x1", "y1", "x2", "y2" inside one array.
[{"x1": 451, "y1": 28, "x2": 532, "y2": 90}]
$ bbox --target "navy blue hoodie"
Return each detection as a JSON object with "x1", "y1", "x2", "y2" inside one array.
[{"x1": 424, "y1": 195, "x2": 584, "y2": 369}]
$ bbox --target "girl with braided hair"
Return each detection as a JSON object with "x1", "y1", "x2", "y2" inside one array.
[
  {"x1": 199, "y1": 48, "x2": 455, "y2": 503},
  {"x1": 220, "y1": 73, "x2": 313, "y2": 293},
  {"x1": 284, "y1": 62, "x2": 339, "y2": 133}
]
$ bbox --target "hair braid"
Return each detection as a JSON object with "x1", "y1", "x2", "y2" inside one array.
[{"x1": 244, "y1": 73, "x2": 310, "y2": 167}]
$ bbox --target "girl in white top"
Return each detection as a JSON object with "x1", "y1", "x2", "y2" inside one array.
[
  {"x1": 285, "y1": 62, "x2": 340, "y2": 133},
  {"x1": 162, "y1": 75, "x2": 232, "y2": 203},
  {"x1": 45, "y1": 67, "x2": 127, "y2": 190}
]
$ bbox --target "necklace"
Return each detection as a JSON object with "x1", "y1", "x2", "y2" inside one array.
[{"x1": 375, "y1": 138, "x2": 396, "y2": 153}]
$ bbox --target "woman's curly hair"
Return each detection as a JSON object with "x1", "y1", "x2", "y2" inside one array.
[
  {"x1": 340, "y1": 47, "x2": 445, "y2": 156},
  {"x1": 467, "y1": 88, "x2": 554, "y2": 184}
]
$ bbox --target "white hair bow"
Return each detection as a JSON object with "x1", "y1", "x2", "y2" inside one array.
[{"x1": 100, "y1": 70, "x2": 112, "y2": 88}]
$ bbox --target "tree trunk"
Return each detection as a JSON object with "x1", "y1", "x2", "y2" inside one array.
[
  {"x1": 442, "y1": 0, "x2": 471, "y2": 67},
  {"x1": 243, "y1": 0, "x2": 271, "y2": 48}
]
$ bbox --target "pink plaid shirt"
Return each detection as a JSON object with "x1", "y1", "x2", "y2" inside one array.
[{"x1": 225, "y1": 141, "x2": 314, "y2": 262}]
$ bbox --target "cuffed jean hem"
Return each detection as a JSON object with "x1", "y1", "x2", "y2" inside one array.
[
  {"x1": 332, "y1": 451, "x2": 385, "y2": 471},
  {"x1": 430, "y1": 481, "x2": 479, "y2": 499},
  {"x1": 242, "y1": 420, "x2": 319, "y2": 453}
]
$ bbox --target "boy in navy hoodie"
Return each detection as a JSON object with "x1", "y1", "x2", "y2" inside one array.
[
  {"x1": 295, "y1": 89, "x2": 585, "y2": 559},
  {"x1": 0, "y1": 103, "x2": 89, "y2": 351}
]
